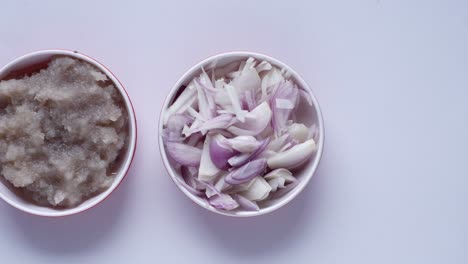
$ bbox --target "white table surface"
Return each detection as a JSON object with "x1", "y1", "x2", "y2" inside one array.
[{"x1": 0, "y1": 0, "x2": 467, "y2": 263}]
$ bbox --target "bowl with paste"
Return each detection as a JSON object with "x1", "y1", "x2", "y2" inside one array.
[{"x1": 0, "y1": 50, "x2": 137, "y2": 217}]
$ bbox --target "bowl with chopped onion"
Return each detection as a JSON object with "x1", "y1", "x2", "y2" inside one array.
[{"x1": 159, "y1": 52, "x2": 324, "y2": 217}]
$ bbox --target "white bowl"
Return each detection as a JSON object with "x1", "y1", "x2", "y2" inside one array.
[
  {"x1": 0, "y1": 50, "x2": 137, "y2": 217},
  {"x1": 159, "y1": 51, "x2": 324, "y2": 217}
]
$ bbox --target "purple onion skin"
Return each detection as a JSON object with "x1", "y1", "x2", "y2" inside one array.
[
  {"x1": 177, "y1": 178, "x2": 204, "y2": 197},
  {"x1": 225, "y1": 158, "x2": 267, "y2": 185},
  {"x1": 210, "y1": 135, "x2": 237, "y2": 170},
  {"x1": 209, "y1": 194, "x2": 239, "y2": 210},
  {"x1": 230, "y1": 137, "x2": 271, "y2": 168},
  {"x1": 233, "y1": 194, "x2": 259, "y2": 211}
]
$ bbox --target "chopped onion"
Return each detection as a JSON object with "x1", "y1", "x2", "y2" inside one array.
[
  {"x1": 225, "y1": 84, "x2": 248, "y2": 122},
  {"x1": 267, "y1": 139, "x2": 317, "y2": 170},
  {"x1": 239, "y1": 176, "x2": 272, "y2": 201},
  {"x1": 204, "y1": 182, "x2": 221, "y2": 196},
  {"x1": 186, "y1": 132, "x2": 203, "y2": 146},
  {"x1": 230, "y1": 58, "x2": 261, "y2": 94},
  {"x1": 187, "y1": 106, "x2": 205, "y2": 121},
  {"x1": 176, "y1": 177, "x2": 204, "y2": 196},
  {"x1": 287, "y1": 123, "x2": 310, "y2": 143},
  {"x1": 181, "y1": 166, "x2": 206, "y2": 190},
  {"x1": 206, "y1": 172, "x2": 232, "y2": 198},
  {"x1": 233, "y1": 194, "x2": 260, "y2": 211},
  {"x1": 195, "y1": 80, "x2": 214, "y2": 120},
  {"x1": 270, "y1": 180, "x2": 299, "y2": 199},
  {"x1": 209, "y1": 134, "x2": 236, "y2": 170},
  {"x1": 163, "y1": 57, "x2": 319, "y2": 211},
  {"x1": 163, "y1": 114, "x2": 194, "y2": 142},
  {"x1": 255, "y1": 61, "x2": 272, "y2": 73},
  {"x1": 167, "y1": 114, "x2": 193, "y2": 132},
  {"x1": 227, "y1": 177, "x2": 256, "y2": 193},
  {"x1": 267, "y1": 133, "x2": 293, "y2": 152},
  {"x1": 309, "y1": 123, "x2": 319, "y2": 141},
  {"x1": 227, "y1": 137, "x2": 270, "y2": 168},
  {"x1": 162, "y1": 129, "x2": 185, "y2": 143},
  {"x1": 214, "y1": 88, "x2": 231, "y2": 108},
  {"x1": 264, "y1": 168, "x2": 297, "y2": 192},
  {"x1": 226, "y1": 135, "x2": 260, "y2": 153},
  {"x1": 212, "y1": 61, "x2": 241, "y2": 80},
  {"x1": 198, "y1": 134, "x2": 221, "y2": 181},
  {"x1": 264, "y1": 168, "x2": 296, "y2": 182},
  {"x1": 227, "y1": 102, "x2": 272, "y2": 136},
  {"x1": 225, "y1": 158, "x2": 267, "y2": 185},
  {"x1": 183, "y1": 118, "x2": 202, "y2": 137},
  {"x1": 209, "y1": 193, "x2": 239, "y2": 210},
  {"x1": 191, "y1": 114, "x2": 234, "y2": 133},
  {"x1": 275, "y1": 98, "x2": 295, "y2": 109},
  {"x1": 268, "y1": 177, "x2": 285, "y2": 192},
  {"x1": 270, "y1": 80, "x2": 299, "y2": 136},
  {"x1": 164, "y1": 83, "x2": 197, "y2": 125},
  {"x1": 244, "y1": 90, "x2": 256, "y2": 111},
  {"x1": 261, "y1": 67, "x2": 284, "y2": 101},
  {"x1": 166, "y1": 142, "x2": 202, "y2": 167}
]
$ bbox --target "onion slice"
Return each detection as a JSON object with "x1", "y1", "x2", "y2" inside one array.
[
  {"x1": 270, "y1": 80, "x2": 299, "y2": 136},
  {"x1": 261, "y1": 67, "x2": 284, "y2": 101},
  {"x1": 267, "y1": 139, "x2": 317, "y2": 169},
  {"x1": 176, "y1": 177, "x2": 204, "y2": 196},
  {"x1": 198, "y1": 134, "x2": 221, "y2": 181},
  {"x1": 239, "y1": 176, "x2": 272, "y2": 201},
  {"x1": 227, "y1": 102, "x2": 272, "y2": 136},
  {"x1": 181, "y1": 166, "x2": 206, "y2": 191},
  {"x1": 226, "y1": 135, "x2": 260, "y2": 153},
  {"x1": 163, "y1": 114, "x2": 194, "y2": 142},
  {"x1": 225, "y1": 84, "x2": 248, "y2": 122},
  {"x1": 164, "y1": 84, "x2": 197, "y2": 125},
  {"x1": 166, "y1": 142, "x2": 202, "y2": 167},
  {"x1": 206, "y1": 172, "x2": 232, "y2": 198},
  {"x1": 270, "y1": 180, "x2": 299, "y2": 199},
  {"x1": 287, "y1": 123, "x2": 310, "y2": 143},
  {"x1": 209, "y1": 193, "x2": 239, "y2": 210},
  {"x1": 233, "y1": 194, "x2": 260, "y2": 211},
  {"x1": 244, "y1": 90, "x2": 256, "y2": 111},
  {"x1": 228, "y1": 137, "x2": 270, "y2": 168},
  {"x1": 230, "y1": 57, "x2": 261, "y2": 94},
  {"x1": 264, "y1": 168, "x2": 297, "y2": 192},
  {"x1": 209, "y1": 134, "x2": 236, "y2": 170},
  {"x1": 225, "y1": 158, "x2": 267, "y2": 185},
  {"x1": 191, "y1": 114, "x2": 234, "y2": 134},
  {"x1": 255, "y1": 61, "x2": 272, "y2": 73}
]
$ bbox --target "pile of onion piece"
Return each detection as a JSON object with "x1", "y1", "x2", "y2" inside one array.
[{"x1": 163, "y1": 57, "x2": 318, "y2": 211}]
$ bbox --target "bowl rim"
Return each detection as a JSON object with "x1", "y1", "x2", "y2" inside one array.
[
  {"x1": 0, "y1": 49, "x2": 138, "y2": 217},
  {"x1": 158, "y1": 51, "x2": 324, "y2": 217}
]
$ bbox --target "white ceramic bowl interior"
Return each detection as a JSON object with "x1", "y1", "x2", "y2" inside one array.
[
  {"x1": 0, "y1": 50, "x2": 137, "y2": 217},
  {"x1": 159, "y1": 51, "x2": 324, "y2": 217}
]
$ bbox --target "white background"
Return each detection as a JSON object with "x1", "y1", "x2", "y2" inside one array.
[{"x1": 0, "y1": 0, "x2": 467, "y2": 263}]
